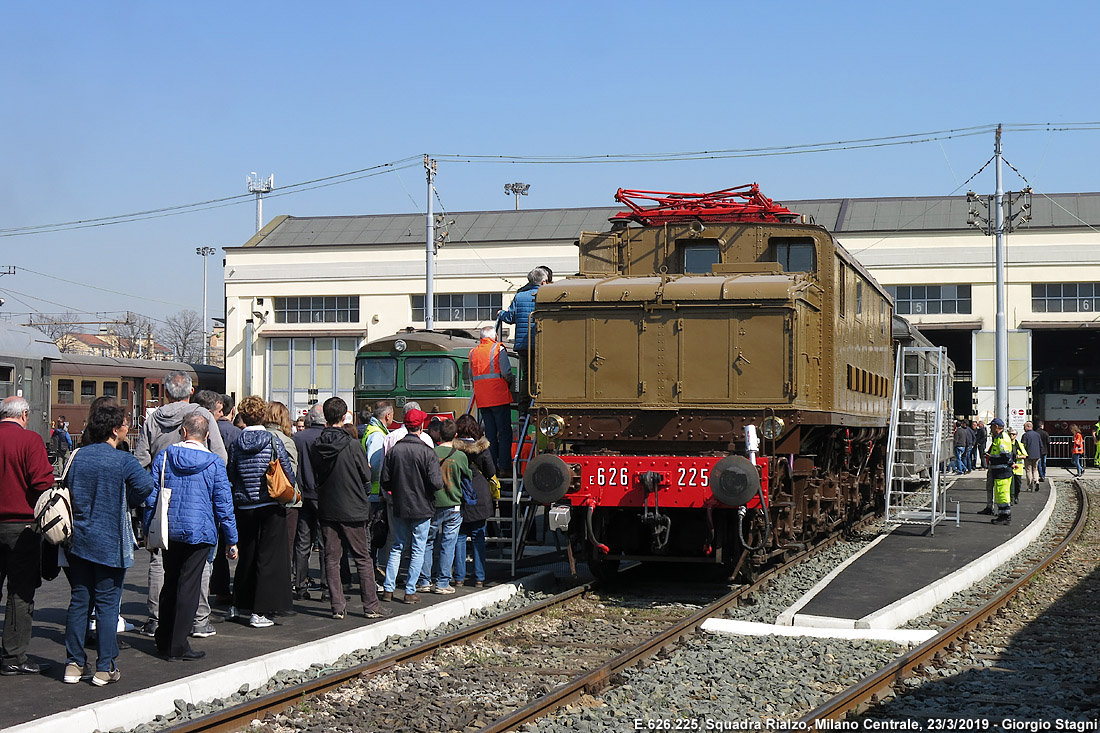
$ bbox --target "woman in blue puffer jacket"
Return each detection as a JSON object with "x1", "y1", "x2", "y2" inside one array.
[
  {"x1": 226, "y1": 395, "x2": 295, "y2": 628},
  {"x1": 147, "y1": 412, "x2": 238, "y2": 659}
]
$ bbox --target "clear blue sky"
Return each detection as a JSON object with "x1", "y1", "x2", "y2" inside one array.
[{"x1": 2, "y1": 1, "x2": 1098, "y2": 326}]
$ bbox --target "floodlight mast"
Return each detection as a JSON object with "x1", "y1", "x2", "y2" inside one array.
[
  {"x1": 196, "y1": 246, "x2": 216, "y2": 364},
  {"x1": 504, "y1": 182, "x2": 530, "y2": 210}
]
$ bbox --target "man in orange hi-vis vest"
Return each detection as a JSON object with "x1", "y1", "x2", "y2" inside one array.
[{"x1": 469, "y1": 326, "x2": 513, "y2": 476}]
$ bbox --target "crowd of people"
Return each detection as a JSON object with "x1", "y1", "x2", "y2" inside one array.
[
  {"x1": 951, "y1": 417, "x2": 1058, "y2": 527},
  {"x1": 0, "y1": 357, "x2": 508, "y2": 686}
]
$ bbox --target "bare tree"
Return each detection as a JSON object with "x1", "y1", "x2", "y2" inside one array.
[
  {"x1": 114, "y1": 312, "x2": 157, "y2": 359},
  {"x1": 27, "y1": 312, "x2": 81, "y2": 351},
  {"x1": 159, "y1": 309, "x2": 204, "y2": 363}
]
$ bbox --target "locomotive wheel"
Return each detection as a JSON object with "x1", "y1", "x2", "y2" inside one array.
[{"x1": 587, "y1": 553, "x2": 621, "y2": 582}]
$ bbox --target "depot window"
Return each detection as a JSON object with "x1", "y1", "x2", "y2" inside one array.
[
  {"x1": 412, "y1": 293, "x2": 503, "y2": 323},
  {"x1": 274, "y1": 296, "x2": 360, "y2": 324},
  {"x1": 268, "y1": 337, "x2": 358, "y2": 419},
  {"x1": 1032, "y1": 283, "x2": 1100, "y2": 313},
  {"x1": 769, "y1": 237, "x2": 816, "y2": 273},
  {"x1": 887, "y1": 285, "x2": 972, "y2": 315}
]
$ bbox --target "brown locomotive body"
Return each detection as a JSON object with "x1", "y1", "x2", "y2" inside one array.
[{"x1": 524, "y1": 186, "x2": 895, "y2": 578}]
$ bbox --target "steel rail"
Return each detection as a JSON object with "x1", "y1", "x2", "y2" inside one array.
[
  {"x1": 797, "y1": 479, "x2": 1089, "y2": 724},
  {"x1": 169, "y1": 584, "x2": 592, "y2": 733},
  {"x1": 169, "y1": 517, "x2": 870, "y2": 733},
  {"x1": 480, "y1": 521, "x2": 870, "y2": 732}
]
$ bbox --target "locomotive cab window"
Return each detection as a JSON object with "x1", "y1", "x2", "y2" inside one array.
[
  {"x1": 768, "y1": 237, "x2": 816, "y2": 273},
  {"x1": 678, "y1": 241, "x2": 721, "y2": 274},
  {"x1": 357, "y1": 358, "x2": 397, "y2": 392},
  {"x1": 404, "y1": 357, "x2": 458, "y2": 391}
]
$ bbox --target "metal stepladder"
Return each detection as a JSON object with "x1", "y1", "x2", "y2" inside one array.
[
  {"x1": 884, "y1": 345, "x2": 954, "y2": 534},
  {"x1": 481, "y1": 409, "x2": 541, "y2": 576}
]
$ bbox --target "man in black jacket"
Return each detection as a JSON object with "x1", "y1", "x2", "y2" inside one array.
[
  {"x1": 380, "y1": 409, "x2": 442, "y2": 604},
  {"x1": 291, "y1": 404, "x2": 325, "y2": 599},
  {"x1": 1036, "y1": 421, "x2": 1050, "y2": 481},
  {"x1": 310, "y1": 397, "x2": 387, "y2": 620}
]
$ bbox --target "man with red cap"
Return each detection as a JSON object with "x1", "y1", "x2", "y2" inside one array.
[{"x1": 379, "y1": 408, "x2": 443, "y2": 604}]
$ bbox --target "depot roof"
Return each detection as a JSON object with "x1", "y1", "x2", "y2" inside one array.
[{"x1": 237, "y1": 192, "x2": 1100, "y2": 249}]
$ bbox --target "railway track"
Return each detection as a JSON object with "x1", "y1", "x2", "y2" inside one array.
[
  {"x1": 165, "y1": 523, "x2": 866, "y2": 733},
  {"x1": 158, "y1": 480, "x2": 1088, "y2": 733},
  {"x1": 799, "y1": 478, "x2": 1095, "y2": 726}
]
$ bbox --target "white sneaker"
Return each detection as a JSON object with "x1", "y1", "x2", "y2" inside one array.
[
  {"x1": 63, "y1": 662, "x2": 93, "y2": 684},
  {"x1": 248, "y1": 614, "x2": 274, "y2": 628},
  {"x1": 118, "y1": 617, "x2": 135, "y2": 633}
]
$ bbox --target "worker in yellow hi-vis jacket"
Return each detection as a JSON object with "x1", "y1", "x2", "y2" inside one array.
[{"x1": 986, "y1": 418, "x2": 1015, "y2": 526}]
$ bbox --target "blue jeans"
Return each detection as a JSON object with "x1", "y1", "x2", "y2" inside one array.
[
  {"x1": 384, "y1": 516, "x2": 431, "y2": 596},
  {"x1": 65, "y1": 554, "x2": 126, "y2": 672},
  {"x1": 1039, "y1": 455, "x2": 1047, "y2": 479},
  {"x1": 1073, "y1": 454, "x2": 1084, "y2": 476},
  {"x1": 953, "y1": 446, "x2": 966, "y2": 473},
  {"x1": 418, "y1": 506, "x2": 463, "y2": 590},
  {"x1": 453, "y1": 523, "x2": 487, "y2": 583},
  {"x1": 481, "y1": 404, "x2": 512, "y2": 477}
]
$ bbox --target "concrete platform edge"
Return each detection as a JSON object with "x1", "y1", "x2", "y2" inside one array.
[
  {"x1": 856, "y1": 484, "x2": 1058, "y2": 629},
  {"x1": 5, "y1": 571, "x2": 557, "y2": 733},
  {"x1": 777, "y1": 534, "x2": 888, "y2": 627},
  {"x1": 701, "y1": 617, "x2": 937, "y2": 644}
]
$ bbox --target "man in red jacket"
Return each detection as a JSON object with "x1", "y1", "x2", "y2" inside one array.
[{"x1": 0, "y1": 396, "x2": 55, "y2": 675}]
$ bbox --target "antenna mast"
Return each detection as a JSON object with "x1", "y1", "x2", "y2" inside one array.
[{"x1": 247, "y1": 173, "x2": 274, "y2": 233}]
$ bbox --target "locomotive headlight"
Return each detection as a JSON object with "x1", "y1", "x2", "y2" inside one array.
[
  {"x1": 539, "y1": 414, "x2": 565, "y2": 437},
  {"x1": 394, "y1": 339, "x2": 407, "y2": 353},
  {"x1": 761, "y1": 416, "x2": 785, "y2": 440}
]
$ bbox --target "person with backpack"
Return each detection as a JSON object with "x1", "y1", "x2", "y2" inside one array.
[
  {"x1": 416, "y1": 419, "x2": 471, "y2": 595},
  {"x1": 52, "y1": 417, "x2": 73, "y2": 466},
  {"x1": 452, "y1": 415, "x2": 497, "y2": 587},
  {"x1": 0, "y1": 397, "x2": 55, "y2": 676}
]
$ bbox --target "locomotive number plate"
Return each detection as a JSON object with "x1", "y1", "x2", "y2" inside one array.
[
  {"x1": 592, "y1": 465, "x2": 708, "y2": 488},
  {"x1": 564, "y1": 455, "x2": 768, "y2": 510}
]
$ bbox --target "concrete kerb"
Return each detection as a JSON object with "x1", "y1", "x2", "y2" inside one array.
[
  {"x1": 6, "y1": 571, "x2": 556, "y2": 733},
  {"x1": 856, "y1": 484, "x2": 1057, "y2": 629},
  {"x1": 776, "y1": 534, "x2": 888, "y2": 627},
  {"x1": 701, "y1": 618, "x2": 937, "y2": 645}
]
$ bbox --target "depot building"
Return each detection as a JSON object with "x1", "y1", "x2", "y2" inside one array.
[{"x1": 223, "y1": 192, "x2": 1100, "y2": 422}]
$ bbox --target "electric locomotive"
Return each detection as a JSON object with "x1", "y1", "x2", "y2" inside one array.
[{"x1": 521, "y1": 186, "x2": 894, "y2": 579}]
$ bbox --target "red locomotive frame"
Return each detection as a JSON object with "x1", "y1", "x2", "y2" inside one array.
[{"x1": 561, "y1": 455, "x2": 769, "y2": 510}]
